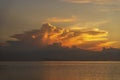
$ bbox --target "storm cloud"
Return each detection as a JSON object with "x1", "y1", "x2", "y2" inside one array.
[{"x1": 9, "y1": 23, "x2": 115, "y2": 51}]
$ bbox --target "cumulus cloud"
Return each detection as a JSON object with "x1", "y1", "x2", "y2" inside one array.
[
  {"x1": 45, "y1": 16, "x2": 77, "y2": 23},
  {"x1": 10, "y1": 23, "x2": 116, "y2": 51},
  {"x1": 61, "y1": 0, "x2": 119, "y2": 4}
]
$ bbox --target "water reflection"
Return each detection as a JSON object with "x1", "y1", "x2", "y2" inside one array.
[{"x1": 0, "y1": 61, "x2": 120, "y2": 80}]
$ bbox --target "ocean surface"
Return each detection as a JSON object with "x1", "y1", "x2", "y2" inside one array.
[{"x1": 0, "y1": 61, "x2": 120, "y2": 80}]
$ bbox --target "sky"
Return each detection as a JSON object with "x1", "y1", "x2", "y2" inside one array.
[{"x1": 0, "y1": 0, "x2": 120, "y2": 49}]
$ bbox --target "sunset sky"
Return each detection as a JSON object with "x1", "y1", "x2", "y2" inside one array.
[{"x1": 0, "y1": 0, "x2": 120, "y2": 49}]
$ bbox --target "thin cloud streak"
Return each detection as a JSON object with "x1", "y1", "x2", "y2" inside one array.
[
  {"x1": 68, "y1": 20, "x2": 110, "y2": 29},
  {"x1": 44, "y1": 16, "x2": 77, "y2": 23},
  {"x1": 61, "y1": 0, "x2": 119, "y2": 4}
]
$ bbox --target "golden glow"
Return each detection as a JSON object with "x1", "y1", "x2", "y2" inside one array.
[
  {"x1": 32, "y1": 35, "x2": 36, "y2": 39},
  {"x1": 98, "y1": 41, "x2": 117, "y2": 48},
  {"x1": 12, "y1": 23, "x2": 117, "y2": 51},
  {"x1": 33, "y1": 23, "x2": 115, "y2": 51}
]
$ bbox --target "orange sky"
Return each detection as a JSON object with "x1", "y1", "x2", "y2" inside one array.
[{"x1": 10, "y1": 23, "x2": 118, "y2": 51}]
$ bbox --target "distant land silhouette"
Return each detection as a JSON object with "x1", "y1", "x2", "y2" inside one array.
[{"x1": 0, "y1": 42, "x2": 120, "y2": 61}]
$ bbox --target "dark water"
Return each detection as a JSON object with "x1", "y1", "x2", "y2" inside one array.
[{"x1": 0, "y1": 61, "x2": 120, "y2": 80}]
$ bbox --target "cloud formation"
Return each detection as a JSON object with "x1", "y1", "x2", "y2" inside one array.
[
  {"x1": 69, "y1": 20, "x2": 110, "y2": 28},
  {"x1": 45, "y1": 16, "x2": 77, "y2": 23},
  {"x1": 100, "y1": 7, "x2": 120, "y2": 12},
  {"x1": 11, "y1": 23, "x2": 116, "y2": 51},
  {"x1": 62, "y1": 0, "x2": 119, "y2": 4}
]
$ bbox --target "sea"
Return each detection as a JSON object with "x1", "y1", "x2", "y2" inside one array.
[{"x1": 0, "y1": 61, "x2": 120, "y2": 80}]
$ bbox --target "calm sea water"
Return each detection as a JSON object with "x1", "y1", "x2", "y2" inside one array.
[{"x1": 0, "y1": 61, "x2": 120, "y2": 80}]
